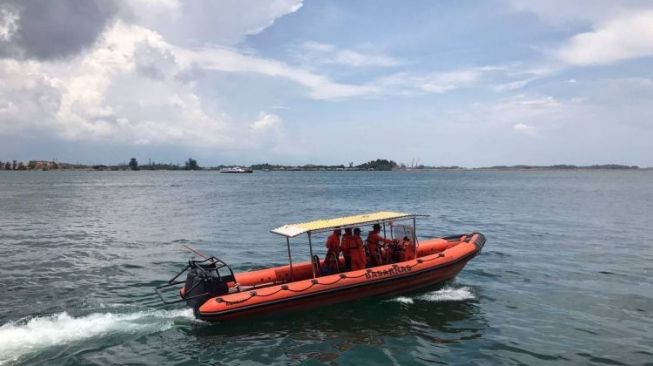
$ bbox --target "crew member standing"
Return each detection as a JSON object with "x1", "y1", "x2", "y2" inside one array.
[
  {"x1": 324, "y1": 229, "x2": 341, "y2": 272},
  {"x1": 367, "y1": 223, "x2": 393, "y2": 266},
  {"x1": 340, "y1": 228, "x2": 353, "y2": 271},
  {"x1": 350, "y1": 228, "x2": 366, "y2": 270}
]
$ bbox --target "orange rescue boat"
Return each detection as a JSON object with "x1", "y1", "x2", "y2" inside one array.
[{"x1": 156, "y1": 211, "x2": 485, "y2": 322}]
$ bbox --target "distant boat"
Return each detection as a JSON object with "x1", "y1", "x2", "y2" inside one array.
[{"x1": 219, "y1": 167, "x2": 253, "y2": 173}]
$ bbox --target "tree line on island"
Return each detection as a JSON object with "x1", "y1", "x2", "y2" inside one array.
[
  {"x1": 127, "y1": 158, "x2": 199, "y2": 171},
  {"x1": 123, "y1": 158, "x2": 401, "y2": 171},
  {"x1": 0, "y1": 158, "x2": 643, "y2": 171}
]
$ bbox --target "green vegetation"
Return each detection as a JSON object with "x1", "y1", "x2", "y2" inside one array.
[
  {"x1": 128, "y1": 158, "x2": 139, "y2": 171},
  {"x1": 357, "y1": 159, "x2": 397, "y2": 171},
  {"x1": 184, "y1": 158, "x2": 200, "y2": 170},
  {"x1": 139, "y1": 163, "x2": 181, "y2": 170},
  {"x1": 249, "y1": 163, "x2": 283, "y2": 170},
  {"x1": 0, "y1": 158, "x2": 645, "y2": 171}
]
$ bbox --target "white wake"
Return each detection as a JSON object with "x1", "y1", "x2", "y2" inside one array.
[
  {"x1": 389, "y1": 286, "x2": 475, "y2": 304},
  {"x1": 418, "y1": 286, "x2": 475, "y2": 302},
  {"x1": 392, "y1": 296, "x2": 415, "y2": 304},
  {"x1": 0, "y1": 308, "x2": 194, "y2": 365}
]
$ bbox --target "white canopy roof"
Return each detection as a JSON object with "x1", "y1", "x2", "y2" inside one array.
[{"x1": 271, "y1": 211, "x2": 416, "y2": 238}]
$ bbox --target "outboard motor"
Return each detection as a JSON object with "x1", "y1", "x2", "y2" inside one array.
[
  {"x1": 156, "y1": 256, "x2": 236, "y2": 315},
  {"x1": 182, "y1": 260, "x2": 230, "y2": 310}
]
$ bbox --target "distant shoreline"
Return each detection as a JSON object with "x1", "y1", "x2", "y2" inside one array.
[
  {"x1": 3, "y1": 158, "x2": 647, "y2": 172},
  {"x1": 0, "y1": 161, "x2": 648, "y2": 172}
]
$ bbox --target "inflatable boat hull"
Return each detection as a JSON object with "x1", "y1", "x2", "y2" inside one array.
[{"x1": 194, "y1": 232, "x2": 485, "y2": 322}]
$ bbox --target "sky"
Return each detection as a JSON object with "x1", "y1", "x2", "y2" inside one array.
[{"x1": 0, "y1": 0, "x2": 652, "y2": 167}]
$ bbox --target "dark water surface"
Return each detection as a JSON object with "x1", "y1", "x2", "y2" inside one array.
[{"x1": 0, "y1": 170, "x2": 651, "y2": 365}]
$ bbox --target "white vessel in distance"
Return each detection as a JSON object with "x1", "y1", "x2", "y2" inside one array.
[{"x1": 219, "y1": 166, "x2": 253, "y2": 173}]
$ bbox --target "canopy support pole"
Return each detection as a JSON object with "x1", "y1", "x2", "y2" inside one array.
[
  {"x1": 412, "y1": 216, "x2": 418, "y2": 254},
  {"x1": 308, "y1": 232, "x2": 316, "y2": 278},
  {"x1": 286, "y1": 237, "x2": 294, "y2": 282}
]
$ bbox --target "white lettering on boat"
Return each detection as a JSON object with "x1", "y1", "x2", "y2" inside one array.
[{"x1": 365, "y1": 265, "x2": 412, "y2": 279}]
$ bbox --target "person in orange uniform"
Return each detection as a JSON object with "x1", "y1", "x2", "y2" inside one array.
[
  {"x1": 340, "y1": 228, "x2": 353, "y2": 271},
  {"x1": 324, "y1": 229, "x2": 341, "y2": 272},
  {"x1": 401, "y1": 236, "x2": 415, "y2": 261},
  {"x1": 350, "y1": 228, "x2": 366, "y2": 270},
  {"x1": 367, "y1": 223, "x2": 394, "y2": 266}
]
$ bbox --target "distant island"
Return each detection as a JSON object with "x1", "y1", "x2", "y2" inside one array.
[{"x1": 0, "y1": 158, "x2": 644, "y2": 172}]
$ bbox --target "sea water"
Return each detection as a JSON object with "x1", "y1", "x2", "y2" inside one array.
[{"x1": 0, "y1": 170, "x2": 651, "y2": 365}]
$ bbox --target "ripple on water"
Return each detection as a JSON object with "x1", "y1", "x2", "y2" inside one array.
[{"x1": 1, "y1": 170, "x2": 652, "y2": 364}]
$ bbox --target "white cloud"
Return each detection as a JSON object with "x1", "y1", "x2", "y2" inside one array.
[
  {"x1": 491, "y1": 64, "x2": 560, "y2": 91},
  {"x1": 484, "y1": 96, "x2": 563, "y2": 135},
  {"x1": 508, "y1": 1, "x2": 653, "y2": 66},
  {"x1": 183, "y1": 47, "x2": 547, "y2": 100},
  {"x1": 252, "y1": 112, "x2": 282, "y2": 131},
  {"x1": 0, "y1": 59, "x2": 61, "y2": 135},
  {"x1": 244, "y1": 0, "x2": 303, "y2": 36},
  {"x1": 124, "y1": 0, "x2": 303, "y2": 47},
  {"x1": 129, "y1": 0, "x2": 181, "y2": 12},
  {"x1": 246, "y1": 112, "x2": 287, "y2": 153},
  {"x1": 294, "y1": 41, "x2": 400, "y2": 67},
  {"x1": 0, "y1": 2, "x2": 373, "y2": 153},
  {"x1": 0, "y1": 6, "x2": 19, "y2": 42},
  {"x1": 0, "y1": 0, "x2": 311, "y2": 149},
  {"x1": 512, "y1": 96, "x2": 560, "y2": 108},
  {"x1": 442, "y1": 80, "x2": 653, "y2": 165},
  {"x1": 179, "y1": 46, "x2": 374, "y2": 99},
  {"x1": 506, "y1": 0, "x2": 651, "y2": 24},
  {"x1": 372, "y1": 69, "x2": 482, "y2": 95},
  {"x1": 446, "y1": 94, "x2": 565, "y2": 134},
  {"x1": 2, "y1": 0, "x2": 650, "y2": 167},
  {"x1": 513, "y1": 122, "x2": 537, "y2": 135},
  {"x1": 0, "y1": 21, "x2": 231, "y2": 147},
  {"x1": 556, "y1": 11, "x2": 653, "y2": 65}
]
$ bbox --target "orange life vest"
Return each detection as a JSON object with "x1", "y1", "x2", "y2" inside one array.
[
  {"x1": 367, "y1": 231, "x2": 388, "y2": 265},
  {"x1": 350, "y1": 236, "x2": 366, "y2": 270},
  {"x1": 341, "y1": 234, "x2": 353, "y2": 256},
  {"x1": 403, "y1": 239, "x2": 415, "y2": 260},
  {"x1": 326, "y1": 234, "x2": 341, "y2": 254}
]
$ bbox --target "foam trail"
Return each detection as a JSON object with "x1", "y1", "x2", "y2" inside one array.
[
  {"x1": 389, "y1": 296, "x2": 414, "y2": 304},
  {"x1": 418, "y1": 286, "x2": 475, "y2": 302},
  {"x1": 0, "y1": 308, "x2": 194, "y2": 365},
  {"x1": 388, "y1": 286, "x2": 475, "y2": 304}
]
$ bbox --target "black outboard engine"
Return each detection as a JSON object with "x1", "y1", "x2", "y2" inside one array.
[
  {"x1": 156, "y1": 256, "x2": 236, "y2": 316},
  {"x1": 182, "y1": 260, "x2": 230, "y2": 310}
]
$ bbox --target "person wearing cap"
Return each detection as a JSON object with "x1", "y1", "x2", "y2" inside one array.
[
  {"x1": 324, "y1": 229, "x2": 341, "y2": 272},
  {"x1": 340, "y1": 228, "x2": 353, "y2": 271},
  {"x1": 350, "y1": 227, "x2": 366, "y2": 270},
  {"x1": 367, "y1": 223, "x2": 394, "y2": 266}
]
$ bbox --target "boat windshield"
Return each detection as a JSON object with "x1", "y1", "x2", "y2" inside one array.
[{"x1": 391, "y1": 224, "x2": 415, "y2": 242}]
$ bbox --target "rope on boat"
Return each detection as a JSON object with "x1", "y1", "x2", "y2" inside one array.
[{"x1": 217, "y1": 253, "x2": 447, "y2": 306}]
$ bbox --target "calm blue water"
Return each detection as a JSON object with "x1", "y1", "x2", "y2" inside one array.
[{"x1": 0, "y1": 170, "x2": 651, "y2": 365}]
